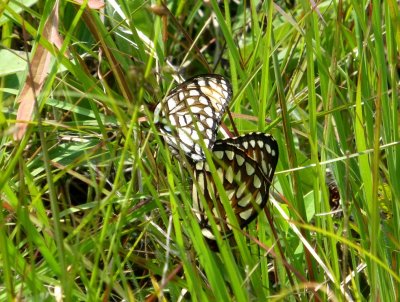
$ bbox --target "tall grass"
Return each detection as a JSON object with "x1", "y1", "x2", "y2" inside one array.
[{"x1": 1, "y1": 0, "x2": 399, "y2": 301}]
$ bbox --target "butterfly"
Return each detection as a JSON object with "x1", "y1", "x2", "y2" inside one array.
[
  {"x1": 191, "y1": 133, "x2": 279, "y2": 240},
  {"x1": 154, "y1": 74, "x2": 232, "y2": 162}
]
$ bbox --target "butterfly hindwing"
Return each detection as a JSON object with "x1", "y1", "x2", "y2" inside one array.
[{"x1": 155, "y1": 74, "x2": 232, "y2": 162}]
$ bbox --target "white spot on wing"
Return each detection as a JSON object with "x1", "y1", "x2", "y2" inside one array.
[
  {"x1": 206, "y1": 129, "x2": 213, "y2": 139},
  {"x1": 178, "y1": 129, "x2": 193, "y2": 146},
  {"x1": 197, "y1": 123, "x2": 205, "y2": 131},
  {"x1": 246, "y1": 162, "x2": 255, "y2": 175},
  {"x1": 239, "y1": 193, "x2": 252, "y2": 208},
  {"x1": 226, "y1": 189, "x2": 235, "y2": 199},
  {"x1": 204, "y1": 106, "x2": 213, "y2": 116},
  {"x1": 199, "y1": 96, "x2": 209, "y2": 105},
  {"x1": 168, "y1": 99, "x2": 177, "y2": 111},
  {"x1": 186, "y1": 98, "x2": 196, "y2": 106},
  {"x1": 178, "y1": 115, "x2": 191, "y2": 126},
  {"x1": 169, "y1": 116, "x2": 177, "y2": 126},
  {"x1": 208, "y1": 81, "x2": 218, "y2": 90},
  {"x1": 236, "y1": 183, "x2": 246, "y2": 199},
  {"x1": 196, "y1": 162, "x2": 205, "y2": 170},
  {"x1": 253, "y1": 175, "x2": 261, "y2": 188},
  {"x1": 226, "y1": 166, "x2": 233, "y2": 183},
  {"x1": 189, "y1": 90, "x2": 200, "y2": 96},
  {"x1": 236, "y1": 155, "x2": 245, "y2": 166},
  {"x1": 261, "y1": 162, "x2": 268, "y2": 177},
  {"x1": 191, "y1": 131, "x2": 199, "y2": 140},
  {"x1": 202, "y1": 229, "x2": 215, "y2": 240},
  {"x1": 235, "y1": 170, "x2": 242, "y2": 182},
  {"x1": 239, "y1": 208, "x2": 253, "y2": 220},
  {"x1": 192, "y1": 154, "x2": 203, "y2": 162},
  {"x1": 225, "y1": 150, "x2": 234, "y2": 161},
  {"x1": 255, "y1": 192, "x2": 263, "y2": 205},
  {"x1": 206, "y1": 118, "x2": 214, "y2": 128},
  {"x1": 191, "y1": 106, "x2": 202, "y2": 113},
  {"x1": 201, "y1": 87, "x2": 213, "y2": 96}
]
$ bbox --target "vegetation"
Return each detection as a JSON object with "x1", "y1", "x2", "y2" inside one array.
[{"x1": 1, "y1": 0, "x2": 399, "y2": 301}]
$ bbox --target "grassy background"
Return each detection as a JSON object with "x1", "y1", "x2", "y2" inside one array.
[{"x1": 1, "y1": 0, "x2": 399, "y2": 301}]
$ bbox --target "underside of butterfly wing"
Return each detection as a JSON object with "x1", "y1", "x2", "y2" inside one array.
[
  {"x1": 192, "y1": 136, "x2": 278, "y2": 240},
  {"x1": 155, "y1": 75, "x2": 232, "y2": 162}
]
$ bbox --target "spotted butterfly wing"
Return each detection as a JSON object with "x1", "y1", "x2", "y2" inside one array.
[
  {"x1": 218, "y1": 133, "x2": 278, "y2": 180},
  {"x1": 154, "y1": 74, "x2": 232, "y2": 162},
  {"x1": 192, "y1": 133, "x2": 279, "y2": 240}
]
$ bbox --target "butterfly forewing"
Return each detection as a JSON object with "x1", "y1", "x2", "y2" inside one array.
[
  {"x1": 192, "y1": 133, "x2": 279, "y2": 240},
  {"x1": 155, "y1": 74, "x2": 232, "y2": 162}
]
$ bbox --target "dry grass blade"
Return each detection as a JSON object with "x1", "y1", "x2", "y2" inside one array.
[{"x1": 14, "y1": 0, "x2": 63, "y2": 140}]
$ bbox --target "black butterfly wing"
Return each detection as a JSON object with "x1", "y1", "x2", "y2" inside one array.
[
  {"x1": 155, "y1": 74, "x2": 232, "y2": 162},
  {"x1": 192, "y1": 133, "x2": 279, "y2": 240}
]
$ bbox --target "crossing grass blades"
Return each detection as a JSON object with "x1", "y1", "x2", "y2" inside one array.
[{"x1": 155, "y1": 74, "x2": 279, "y2": 243}]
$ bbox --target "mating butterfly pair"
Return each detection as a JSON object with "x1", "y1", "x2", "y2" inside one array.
[{"x1": 155, "y1": 75, "x2": 279, "y2": 240}]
